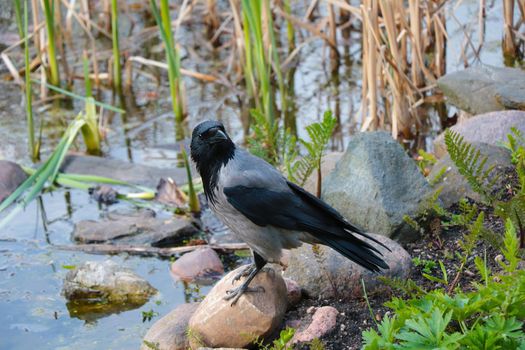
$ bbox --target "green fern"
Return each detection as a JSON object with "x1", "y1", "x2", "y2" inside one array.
[
  {"x1": 248, "y1": 109, "x2": 280, "y2": 164},
  {"x1": 444, "y1": 129, "x2": 498, "y2": 204},
  {"x1": 504, "y1": 127, "x2": 525, "y2": 194},
  {"x1": 288, "y1": 111, "x2": 337, "y2": 187}
]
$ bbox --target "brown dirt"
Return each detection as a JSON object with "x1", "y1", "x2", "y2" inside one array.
[{"x1": 284, "y1": 202, "x2": 507, "y2": 350}]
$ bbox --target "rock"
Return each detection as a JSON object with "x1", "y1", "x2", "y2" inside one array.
[
  {"x1": 284, "y1": 278, "x2": 302, "y2": 307},
  {"x1": 188, "y1": 266, "x2": 288, "y2": 348},
  {"x1": 170, "y1": 248, "x2": 224, "y2": 283},
  {"x1": 293, "y1": 306, "x2": 338, "y2": 343},
  {"x1": 89, "y1": 185, "x2": 119, "y2": 204},
  {"x1": 72, "y1": 209, "x2": 198, "y2": 247},
  {"x1": 429, "y1": 143, "x2": 513, "y2": 208},
  {"x1": 433, "y1": 110, "x2": 525, "y2": 158},
  {"x1": 437, "y1": 65, "x2": 525, "y2": 115},
  {"x1": 141, "y1": 303, "x2": 200, "y2": 350},
  {"x1": 0, "y1": 160, "x2": 27, "y2": 204},
  {"x1": 197, "y1": 348, "x2": 247, "y2": 350},
  {"x1": 60, "y1": 154, "x2": 187, "y2": 188},
  {"x1": 303, "y1": 152, "x2": 344, "y2": 195},
  {"x1": 283, "y1": 233, "x2": 411, "y2": 300},
  {"x1": 62, "y1": 260, "x2": 156, "y2": 312},
  {"x1": 322, "y1": 132, "x2": 433, "y2": 241}
]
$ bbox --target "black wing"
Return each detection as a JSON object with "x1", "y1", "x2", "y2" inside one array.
[{"x1": 224, "y1": 181, "x2": 389, "y2": 271}]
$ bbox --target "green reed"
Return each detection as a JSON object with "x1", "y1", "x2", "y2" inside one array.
[
  {"x1": 42, "y1": 0, "x2": 60, "y2": 87},
  {"x1": 23, "y1": 0, "x2": 38, "y2": 161},
  {"x1": 150, "y1": 0, "x2": 185, "y2": 141},
  {"x1": 13, "y1": 0, "x2": 24, "y2": 41},
  {"x1": 240, "y1": 0, "x2": 288, "y2": 161},
  {"x1": 180, "y1": 145, "x2": 200, "y2": 214}
]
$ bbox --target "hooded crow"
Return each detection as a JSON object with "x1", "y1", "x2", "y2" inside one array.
[{"x1": 190, "y1": 120, "x2": 389, "y2": 305}]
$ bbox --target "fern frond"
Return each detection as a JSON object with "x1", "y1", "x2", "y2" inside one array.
[
  {"x1": 444, "y1": 129, "x2": 497, "y2": 204},
  {"x1": 292, "y1": 111, "x2": 337, "y2": 186}
]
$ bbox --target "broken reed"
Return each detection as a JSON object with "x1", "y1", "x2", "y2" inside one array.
[{"x1": 360, "y1": 0, "x2": 447, "y2": 139}]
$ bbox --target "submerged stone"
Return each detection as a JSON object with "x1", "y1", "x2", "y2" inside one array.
[
  {"x1": 0, "y1": 160, "x2": 27, "y2": 204},
  {"x1": 62, "y1": 260, "x2": 157, "y2": 320}
]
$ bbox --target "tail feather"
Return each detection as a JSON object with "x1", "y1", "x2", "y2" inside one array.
[{"x1": 318, "y1": 235, "x2": 389, "y2": 272}]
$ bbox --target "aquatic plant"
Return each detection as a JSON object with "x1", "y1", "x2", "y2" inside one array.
[
  {"x1": 150, "y1": 0, "x2": 186, "y2": 140},
  {"x1": 42, "y1": 0, "x2": 60, "y2": 87}
]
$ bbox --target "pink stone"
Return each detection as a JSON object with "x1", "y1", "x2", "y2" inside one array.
[{"x1": 293, "y1": 306, "x2": 338, "y2": 343}]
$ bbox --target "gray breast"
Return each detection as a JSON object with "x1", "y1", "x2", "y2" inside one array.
[{"x1": 208, "y1": 152, "x2": 305, "y2": 263}]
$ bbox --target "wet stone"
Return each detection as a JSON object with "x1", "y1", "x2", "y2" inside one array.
[
  {"x1": 72, "y1": 209, "x2": 198, "y2": 247},
  {"x1": 170, "y1": 248, "x2": 224, "y2": 283},
  {"x1": 0, "y1": 160, "x2": 28, "y2": 204}
]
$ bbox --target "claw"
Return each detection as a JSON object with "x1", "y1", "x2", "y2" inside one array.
[
  {"x1": 231, "y1": 264, "x2": 255, "y2": 285},
  {"x1": 224, "y1": 285, "x2": 265, "y2": 306}
]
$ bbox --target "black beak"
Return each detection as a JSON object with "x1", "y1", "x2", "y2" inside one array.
[{"x1": 211, "y1": 129, "x2": 228, "y2": 143}]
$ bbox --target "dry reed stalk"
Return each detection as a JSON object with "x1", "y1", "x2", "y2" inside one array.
[
  {"x1": 478, "y1": 0, "x2": 486, "y2": 51},
  {"x1": 31, "y1": 0, "x2": 41, "y2": 58},
  {"x1": 409, "y1": 0, "x2": 424, "y2": 88},
  {"x1": 204, "y1": 0, "x2": 221, "y2": 44},
  {"x1": 503, "y1": 0, "x2": 516, "y2": 58},
  {"x1": 359, "y1": 0, "x2": 447, "y2": 139},
  {"x1": 128, "y1": 56, "x2": 218, "y2": 82},
  {"x1": 327, "y1": 3, "x2": 338, "y2": 62}
]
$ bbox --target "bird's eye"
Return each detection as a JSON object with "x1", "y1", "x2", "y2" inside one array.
[{"x1": 200, "y1": 128, "x2": 216, "y2": 140}]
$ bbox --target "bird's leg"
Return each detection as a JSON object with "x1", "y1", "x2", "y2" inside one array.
[
  {"x1": 224, "y1": 252, "x2": 267, "y2": 306},
  {"x1": 231, "y1": 263, "x2": 256, "y2": 284}
]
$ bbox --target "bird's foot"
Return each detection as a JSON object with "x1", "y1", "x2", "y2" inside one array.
[
  {"x1": 231, "y1": 264, "x2": 256, "y2": 284},
  {"x1": 224, "y1": 284, "x2": 265, "y2": 306}
]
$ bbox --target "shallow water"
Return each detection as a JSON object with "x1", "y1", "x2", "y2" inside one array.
[{"x1": 0, "y1": 1, "x2": 519, "y2": 349}]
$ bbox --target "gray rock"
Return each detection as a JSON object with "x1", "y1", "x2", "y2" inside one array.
[
  {"x1": 62, "y1": 260, "x2": 157, "y2": 304},
  {"x1": 283, "y1": 234, "x2": 411, "y2": 300},
  {"x1": 0, "y1": 160, "x2": 27, "y2": 204},
  {"x1": 433, "y1": 110, "x2": 525, "y2": 158},
  {"x1": 60, "y1": 154, "x2": 187, "y2": 188},
  {"x1": 437, "y1": 65, "x2": 525, "y2": 115},
  {"x1": 429, "y1": 143, "x2": 513, "y2": 208},
  {"x1": 284, "y1": 278, "x2": 302, "y2": 308},
  {"x1": 72, "y1": 209, "x2": 198, "y2": 246},
  {"x1": 188, "y1": 266, "x2": 288, "y2": 349},
  {"x1": 141, "y1": 302, "x2": 200, "y2": 350},
  {"x1": 322, "y1": 132, "x2": 432, "y2": 241},
  {"x1": 170, "y1": 248, "x2": 224, "y2": 283}
]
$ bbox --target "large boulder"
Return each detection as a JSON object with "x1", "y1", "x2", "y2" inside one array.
[
  {"x1": 0, "y1": 160, "x2": 27, "y2": 204},
  {"x1": 283, "y1": 234, "x2": 411, "y2": 300},
  {"x1": 322, "y1": 131, "x2": 432, "y2": 241},
  {"x1": 429, "y1": 143, "x2": 513, "y2": 208},
  {"x1": 60, "y1": 154, "x2": 187, "y2": 188},
  {"x1": 72, "y1": 209, "x2": 198, "y2": 246},
  {"x1": 433, "y1": 110, "x2": 525, "y2": 158},
  {"x1": 437, "y1": 65, "x2": 525, "y2": 115},
  {"x1": 170, "y1": 248, "x2": 224, "y2": 283},
  {"x1": 188, "y1": 266, "x2": 288, "y2": 349},
  {"x1": 141, "y1": 303, "x2": 200, "y2": 350}
]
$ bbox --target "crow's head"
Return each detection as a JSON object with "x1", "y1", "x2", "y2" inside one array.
[{"x1": 190, "y1": 120, "x2": 235, "y2": 199}]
